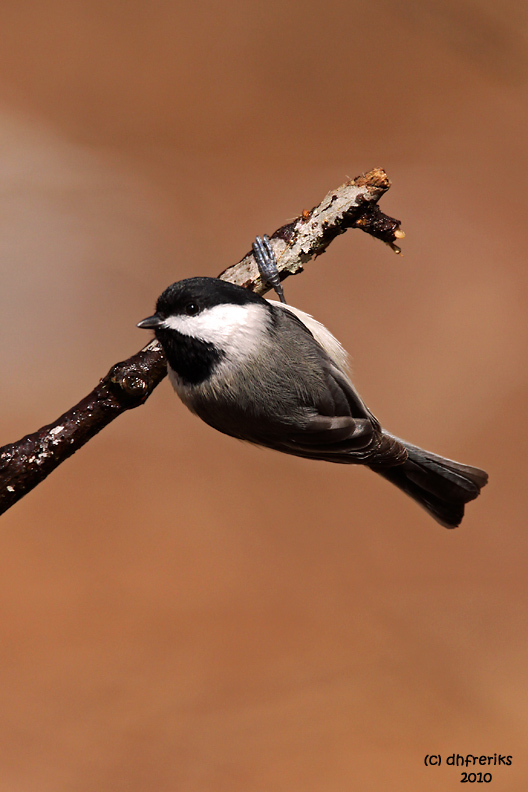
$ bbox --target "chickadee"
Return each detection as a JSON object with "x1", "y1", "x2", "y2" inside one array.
[{"x1": 138, "y1": 262, "x2": 487, "y2": 527}]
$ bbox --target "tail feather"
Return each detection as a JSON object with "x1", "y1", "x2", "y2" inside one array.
[{"x1": 371, "y1": 438, "x2": 488, "y2": 528}]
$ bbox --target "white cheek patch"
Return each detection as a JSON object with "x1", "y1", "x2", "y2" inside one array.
[{"x1": 162, "y1": 303, "x2": 269, "y2": 358}]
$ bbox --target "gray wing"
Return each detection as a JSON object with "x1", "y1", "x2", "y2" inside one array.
[
  {"x1": 234, "y1": 307, "x2": 408, "y2": 467},
  {"x1": 266, "y1": 360, "x2": 407, "y2": 466}
]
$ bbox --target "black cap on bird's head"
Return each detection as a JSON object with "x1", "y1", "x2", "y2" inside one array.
[{"x1": 137, "y1": 277, "x2": 266, "y2": 330}]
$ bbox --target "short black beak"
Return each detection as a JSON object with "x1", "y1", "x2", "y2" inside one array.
[{"x1": 137, "y1": 314, "x2": 164, "y2": 329}]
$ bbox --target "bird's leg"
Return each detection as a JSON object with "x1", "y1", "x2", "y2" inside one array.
[{"x1": 252, "y1": 234, "x2": 287, "y2": 304}]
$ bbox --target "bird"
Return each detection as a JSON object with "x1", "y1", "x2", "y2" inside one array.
[{"x1": 137, "y1": 246, "x2": 487, "y2": 528}]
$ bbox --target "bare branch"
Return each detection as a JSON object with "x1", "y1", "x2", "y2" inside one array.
[{"x1": 0, "y1": 168, "x2": 402, "y2": 515}]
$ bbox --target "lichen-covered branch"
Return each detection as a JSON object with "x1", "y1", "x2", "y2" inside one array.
[
  {"x1": 0, "y1": 168, "x2": 403, "y2": 515},
  {"x1": 219, "y1": 167, "x2": 403, "y2": 292}
]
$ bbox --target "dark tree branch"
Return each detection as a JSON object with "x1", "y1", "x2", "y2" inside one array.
[{"x1": 0, "y1": 168, "x2": 403, "y2": 515}]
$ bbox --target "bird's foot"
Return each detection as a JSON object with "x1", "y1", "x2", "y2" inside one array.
[{"x1": 252, "y1": 234, "x2": 287, "y2": 304}]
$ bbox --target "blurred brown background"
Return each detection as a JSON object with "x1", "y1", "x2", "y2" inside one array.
[{"x1": 0, "y1": 1, "x2": 527, "y2": 789}]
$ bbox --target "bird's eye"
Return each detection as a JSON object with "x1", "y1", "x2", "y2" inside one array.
[{"x1": 185, "y1": 302, "x2": 199, "y2": 316}]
